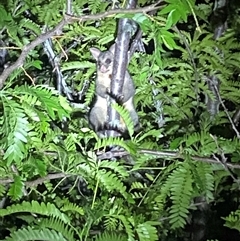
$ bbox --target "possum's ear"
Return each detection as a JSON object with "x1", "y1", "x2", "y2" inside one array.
[
  {"x1": 109, "y1": 44, "x2": 116, "y2": 54},
  {"x1": 90, "y1": 47, "x2": 101, "y2": 60}
]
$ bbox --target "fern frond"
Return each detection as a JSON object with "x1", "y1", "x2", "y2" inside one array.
[
  {"x1": 39, "y1": 217, "x2": 75, "y2": 241},
  {"x1": 223, "y1": 210, "x2": 240, "y2": 232},
  {"x1": 130, "y1": 181, "x2": 148, "y2": 200},
  {"x1": 95, "y1": 232, "x2": 127, "y2": 241},
  {"x1": 94, "y1": 136, "x2": 132, "y2": 153},
  {"x1": 153, "y1": 162, "x2": 179, "y2": 203},
  {"x1": 130, "y1": 181, "x2": 148, "y2": 190},
  {"x1": 61, "y1": 201, "x2": 84, "y2": 216},
  {"x1": 98, "y1": 160, "x2": 129, "y2": 178},
  {"x1": 8, "y1": 175, "x2": 24, "y2": 200},
  {"x1": 112, "y1": 103, "x2": 134, "y2": 137},
  {"x1": 168, "y1": 163, "x2": 193, "y2": 229},
  {"x1": 103, "y1": 215, "x2": 119, "y2": 231},
  {"x1": 88, "y1": 0, "x2": 101, "y2": 13},
  {"x1": 131, "y1": 191, "x2": 146, "y2": 200},
  {"x1": 62, "y1": 61, "x2": 94, "y2": 71},
  {"x1": 2, "y1": 99, "x2": 29, "y2": 165},
  {"x1": 2, "y1": 227, "x2": 67, "y2": 241},
  {"x1": 159, "y1": 163, "x2": 193, "y2": 229},
  {"x1": 136, "y1": 222, "x2": 158, "y2": 241},
  {"x1": 117, "y1": 215, "x2": 135, "y2": 241},
  {"x1": 0, "y1": 201, "x2": 70, "y2": 224},
  {"x1": 16, "y1": 85, "x2": 71, "y2": 120},
  {"x1": 96, "y1": 169, "x2": 133, "y2": 202},
  {"x1": 64, "y1": 133, "x2": 78, "y2": 152},
  {"x1": 85, "y1": 81, "x2": 95, "y2": 107},
  {"x1": 0, "y1": 184, "x2": 6, "y2": 197},
  {"x1": 191, "y1": 162, "x2": 214, "y2": 201},
  {"x1": 20, "y1": 18, "x2": 41, "y2": 35}
]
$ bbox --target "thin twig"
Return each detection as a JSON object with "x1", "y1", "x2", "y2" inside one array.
[
  {"x1": 210, "y1": 134, "x2": 238, "y2": 182},
  {"x1": 212, "y1": 80, "x2": 240, "y2": 139}
]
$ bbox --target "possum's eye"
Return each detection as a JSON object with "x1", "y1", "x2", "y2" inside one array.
[{"x1": 105, "y1": 58, "x2": 112, "y2": 65}]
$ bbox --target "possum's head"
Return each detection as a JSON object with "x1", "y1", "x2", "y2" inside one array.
[{"x1": 90, "y1": 47, "x2": 113, "y2": 73}]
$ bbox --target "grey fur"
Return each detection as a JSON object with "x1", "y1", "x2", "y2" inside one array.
[{"x1": 89, "y1": 46, "x2": 139, "y2": 134}]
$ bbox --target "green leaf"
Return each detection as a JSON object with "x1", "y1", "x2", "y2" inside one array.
[
  {"x1": 8, "y1": 176, "x2": 24, "y2": 200},
  {"x1": 136, "y1": 222, "x2": 158, "y2": 241},
  {"x1": 0, "y1": 201, "x2": 70, "y2": 223},
  {"x1": 165, "y1": 10, "x2": 175, "y2": 29},
  {"x1": 132, "y1": 13, "x2": 148, "y2": 24},
  {"x1": 62, "y1": 61, "x2": 94, "y2": 71},
  {"x1": 159, "y1": 30, "x2": 178, "y2": 50},
  {"x1": 33, "y1": 158, "x2": 47, "y2": 176},
  {"x1": 3, "y1": 227, "x2": 67, "y2": 241}
]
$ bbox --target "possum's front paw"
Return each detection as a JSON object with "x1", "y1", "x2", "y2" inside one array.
[
  {"x1": 106, "y1": 88, "x2": 124, "y2": 104},
  {"x1": 104, "y1": 119, "x2": 125, "y2": 133}
]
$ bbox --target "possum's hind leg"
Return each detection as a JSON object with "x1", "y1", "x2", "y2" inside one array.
[{"x1": 89, "y1": 105, "x2": 107, "y2": 132}]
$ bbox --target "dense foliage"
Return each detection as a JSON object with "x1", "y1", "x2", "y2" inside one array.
[{"x1": 0, "y1": 0, "x2": 240, "y2": 240}]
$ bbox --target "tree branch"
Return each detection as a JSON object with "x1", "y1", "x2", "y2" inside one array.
[
  {"x1": 97, "y1": 148, "x2": 240, "y2": 170},
  {"x1": 0, "y1": 173, "x2": 69, "y2": 187},
  {"x1": 206, "y1": 0, "x2": 228, "y2": 118},
  {"x1": 108, "y1": 0, "x2": 138, "y2": 137},
  {"x1": 1, "y1": 143, "x2": 240, "y2": 188}
]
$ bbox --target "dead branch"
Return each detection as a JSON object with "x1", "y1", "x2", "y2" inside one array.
[{"x1": 0, "y1": 173, "x2": 69, "y2": 187}]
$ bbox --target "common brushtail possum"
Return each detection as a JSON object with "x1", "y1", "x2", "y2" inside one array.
[{"x1": 89, "y1": 45, "x2": 139, "y2": 135}]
